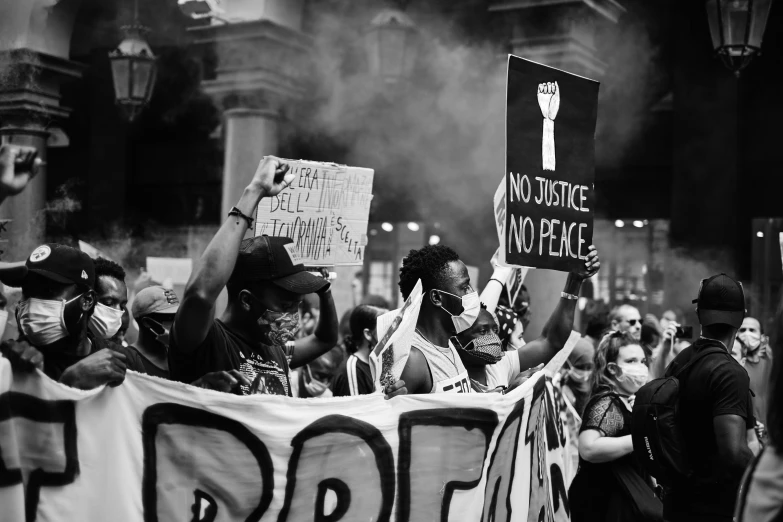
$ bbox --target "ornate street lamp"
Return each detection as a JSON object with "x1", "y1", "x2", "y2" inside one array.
[
  {"x1": 366, "y1": 2, "x2": 418, "y2": 84},
  {"x1": 109, "y1": 0, "x2": 157, "y2": 121},
  {"x1": 706, "y1": 0, "x2": 773, "y2": 76}
]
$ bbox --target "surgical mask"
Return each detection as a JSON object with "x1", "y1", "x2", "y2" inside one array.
[
  {"x1": 616, "y1": 362, "x2": 648, "y2": 392},
  {"x1": 258, "y1": 309, "x2": 301, "y2": 346},
  {"x1": 89, "y1": 303, "x2": 124, "y2": 339},
  {"x1": 739, "y1": 330, "x2": 761, "y2": 351},
  {"x1": 567, "y1": 366, "x2": 592, "y2": 384},
  {"x1": 459, "y1": 332, "x2": 504, "y2": 364},
  {"x1": 304, "y1": 366, "x2": 332, "y2": 397},
  {"x1": 437, "y1": 290, "x2": 480, "y2": 334},
  {"x1": 17, "y1": 295, "x2": 83, "y2": 346}
]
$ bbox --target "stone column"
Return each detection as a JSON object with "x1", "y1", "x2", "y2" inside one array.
[
  {"x1": 0, "y1": 125, "x2": 48, "y2": 259},
  {"x1": 221, "y1": 108, "x2": 279, "y2": 221}
]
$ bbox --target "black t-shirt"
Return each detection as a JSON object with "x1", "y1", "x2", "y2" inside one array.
[
  {"x1": 332, "y1": 354, "x2": 375, "y2": 396},
  {"x1": 39, "y1": 333, "x2": 146, "y2": 382},
  {"x1": 128, "y1": 346, "x2": 170, "y2": 379},
  {"x1": 663, "y1": 338, "x2": 755, "y2": 519},
  {"x1": 169, "y1": 319, "x2": 293, "y2": 396}
]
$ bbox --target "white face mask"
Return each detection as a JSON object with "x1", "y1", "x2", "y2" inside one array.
[
  {"x1": 739, "y1": 330, "x2": 761, "y2": 350},
  {"x1": 89, "y1": 303, "x2": 124, "y2": 339},
  {"x1": 616, "y1": 362, "x2": 649, "y2": 393},
  {"x1": 438, "y1": 290, "x2": 480, "y2": 334},
  {"x1": 17, "y1": 297, "x2": 77, "y2": 346},
  {"x1": 304, "y1": 366, "x2": 332, "y2": 397}
]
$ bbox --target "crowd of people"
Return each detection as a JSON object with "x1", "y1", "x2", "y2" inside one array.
[{"x1": 2, "y1": 152, "x2": 783, "y2": 521}]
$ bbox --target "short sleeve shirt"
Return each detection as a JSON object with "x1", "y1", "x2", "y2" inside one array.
[
  {"x1": 484, "y1": 352, "x2": 521, "y2": 389},
  {"x1": 332, "y1": 354, "x2": 375, "y2": 396},
  {"x1": 169, "y1": 319, "x2": 293, "y2": 396},
  {"x1": 664, "y1": 338, "x2": 755, "y2": 518}
]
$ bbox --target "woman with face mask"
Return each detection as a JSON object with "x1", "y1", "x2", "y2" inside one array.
[
  {"x1": 569, "y1": 331, "x2": 662, "y2": 522},
  {"x1": 332, "y1": 305, "x2": 387, "y2": 396}
]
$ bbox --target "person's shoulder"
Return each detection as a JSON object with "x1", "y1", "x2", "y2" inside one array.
[{"x1": 171, "y1": 318, "x2": 223, "y2": 353}]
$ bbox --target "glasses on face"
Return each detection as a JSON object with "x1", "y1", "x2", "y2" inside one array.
[{"x1": 626, "y1": 319, "x2": 640, "y2": 327}]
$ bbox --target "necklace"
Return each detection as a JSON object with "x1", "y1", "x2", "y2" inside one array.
[{"x1": 416, "y1": 328, "x2": 459, "y2": 370}]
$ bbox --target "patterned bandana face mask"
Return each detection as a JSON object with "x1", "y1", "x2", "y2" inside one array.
[
  {"x1": 458, "y1": 332, "x2": 504, "y2": 365},
  {"x1": 258, "y1": 309, "x2": 301, "y2": 346}
]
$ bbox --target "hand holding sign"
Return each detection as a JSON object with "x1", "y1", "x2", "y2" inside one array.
[{"x1": 573, "y1": 245, "x2": 600, "y2": 280}]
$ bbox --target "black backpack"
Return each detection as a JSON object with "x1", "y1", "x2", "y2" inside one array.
[{"x1": 631, "y1": 345, "x2": 731, "y2": 486}]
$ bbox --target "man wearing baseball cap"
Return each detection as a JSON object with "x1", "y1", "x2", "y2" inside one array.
[
  {"x1": 0, "y1": 243, "x2": 143, "y2": 389},
  {"x1": 663, "y1": 274, "x2": 756, "y2": 522},
  {"x1": 169, "y1": 156, "x2": 339, "y2": 395},
  {"x1": 129, "y1": 285, "x2": 180, "y2": 378}
]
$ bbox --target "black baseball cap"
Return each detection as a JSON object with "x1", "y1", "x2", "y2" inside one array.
[
  {"x1": 0, "y1": 244, "x2": 95, "y2": 290},
  {"x1": 228, "y1": 236, "x2": 329, "y2": 294},
  {"x1": 692, "y1": 273, "x2": 746, "y2": 328}
]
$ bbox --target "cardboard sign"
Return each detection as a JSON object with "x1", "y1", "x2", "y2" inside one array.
[
  {"x1": 0, "y1": 356, "x2": 575, "y2": 522},
  {"x1": 505, "y1": 56, "x2": 599, "y2": 272},
  {"x1": 146, "y1": 257, "x2": 193, "y2": 287},
  {"x1": 255, "y1": 159, "x2": 374, "y2": 267}
]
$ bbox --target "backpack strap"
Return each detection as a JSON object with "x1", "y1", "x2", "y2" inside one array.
[{"x1": 670, "y1": 345, "x2": 732, "y2": 379}]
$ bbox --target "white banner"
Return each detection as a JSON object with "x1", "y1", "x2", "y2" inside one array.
[{"x1": 0, "y1": 353, "x2": 575, "y2": 522}]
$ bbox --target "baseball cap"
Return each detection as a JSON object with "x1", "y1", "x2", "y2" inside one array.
[
  {"x1": 228, "y1": 236, "x2": 329, "y2": 294},
  {"x1": 0, "y1": 244, "x2": 95, "y2": 290},
  {"x1": 692, "y1": 273, "x2": 746, "y2": 328},
  {"x1": 132, "y1": 285, "x2": 180, "y2": 318}
]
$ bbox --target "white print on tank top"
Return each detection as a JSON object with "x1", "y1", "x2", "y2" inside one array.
[{"x1": 434, "y1": 371, "x2": 471, "y2": 393}]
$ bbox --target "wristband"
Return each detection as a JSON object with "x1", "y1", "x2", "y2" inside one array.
[
  {"x1": 490, "y1": 278, "x2": 505, "y2": 286},
  {"x1": 228, "y1": 206, "x2": 254, "y2": 229},
  {"x1": 561, "y1": 292, "x2": 579, "y2": 300}
]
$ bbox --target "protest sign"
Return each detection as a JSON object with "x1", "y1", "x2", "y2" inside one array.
[
  {"x1": 505, "y1": 55, "x2": 599, "y2": 272},
  {"x1": 0, "y1": 354, "x2": 574, "y2": 522},
  {"x1": 371, "y1": 280, "x2": 424, "y2": 390},
  {"x1": 255, "y1": 160, "x2": 374, "y2": 267}
]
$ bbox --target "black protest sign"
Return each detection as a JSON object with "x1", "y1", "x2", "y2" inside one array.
[{"x1": 505, "y1": 55, "x2": 599, "y2": 272}]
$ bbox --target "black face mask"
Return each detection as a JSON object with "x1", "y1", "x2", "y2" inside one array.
[{"x1": 142, "y1": 318, "x2": 170, "y2": 348}]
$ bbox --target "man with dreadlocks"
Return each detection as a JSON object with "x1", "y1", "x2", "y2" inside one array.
[{"x1": 396, "y1": 244, "x2": 600, "y2": 394}]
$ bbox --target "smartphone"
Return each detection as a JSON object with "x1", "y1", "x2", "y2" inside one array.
[{"x1": 675, "y1": 326, "x2": 693, "y2": 339}]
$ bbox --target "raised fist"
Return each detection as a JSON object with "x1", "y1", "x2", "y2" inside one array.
[{"x1": 537, "y1": 82, "x2": 560, "y2": 121}]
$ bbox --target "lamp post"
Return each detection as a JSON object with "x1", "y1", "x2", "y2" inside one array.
[
  {"x1": 366, "y1": 2, "x2": 418, "y2": 84},
  {"x1": 109, "y1": 0, "x2": 157, "y2": 121},
  {"x1": 706, "y1": 0, "x2": 773, "y2": 76}
]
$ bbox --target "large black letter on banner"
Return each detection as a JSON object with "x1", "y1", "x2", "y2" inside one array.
[
  {"x1": 481, "y1": 398, "x2": 526, "y2": 522},
  {"x1": 142, "y1": 403, "x2": 273, "y2": 522},
  {"x1": 397, "y1": 408, "x2": 498, "y2": 522},
  {"x1": 0, "y1": 392, "x2": 79, "y2": 522},
  {"x1": 525, "y1": 376, "x2": 569, "y2": 522},
  {"x1": 277, "y1": 414, "x2": 395, "y2": 522}
]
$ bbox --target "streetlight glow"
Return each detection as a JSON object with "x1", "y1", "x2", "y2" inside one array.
[
  {"x1": 615, "y1": 220, "x2": 625, "y2": 228},
  {"x1": 381, "y1": 222, "x2": 394, "y2": 232}
]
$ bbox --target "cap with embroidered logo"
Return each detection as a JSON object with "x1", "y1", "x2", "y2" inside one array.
[
  {"x1": 132, "y1": 285, "x2": 180, "y2": 318},
  {"x1": 0, "y1": 243, "x2": 95, "y2": 290}
]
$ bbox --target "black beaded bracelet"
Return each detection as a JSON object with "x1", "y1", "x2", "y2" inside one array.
[{"x1": 228, "y1": 206, "x2": 254, "y2": 229}]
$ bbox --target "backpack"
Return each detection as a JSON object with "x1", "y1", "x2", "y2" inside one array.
[{"x1": 631, "y1": 345, "x2": 731, "y2": 486}]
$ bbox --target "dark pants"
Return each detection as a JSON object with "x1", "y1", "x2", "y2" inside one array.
[{"x1": 665, "y1": 514, "x2": 733, "y2": 522}]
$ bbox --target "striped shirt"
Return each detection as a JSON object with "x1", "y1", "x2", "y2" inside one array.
[{"x1": 332, "y1": 354, "x2": 375, "y2": 396}]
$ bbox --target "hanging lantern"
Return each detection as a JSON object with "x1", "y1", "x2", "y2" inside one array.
[
  {"x1": 706, "y1": 0, "x2": 773, "y2": 76},
  {"x1": 109, "y1": 25, "x2": 157, "y2": 121},
  {"x1": 366, "y1": 8, "x2": 418, "y2": 84}
]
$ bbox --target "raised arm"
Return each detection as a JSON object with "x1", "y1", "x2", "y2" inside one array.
[
  {"x1": 516, "y1": 246, "x2": 600, "y2": 372},
  {"x1": 289, "y1": 286, "x2": 339, "y2": 368},
  {"x1": 480, "y1": 249, "x2": 513, "y2": 314},
  {"x1": 172, "y1": 157, "x2": 293, "y2": 353}
]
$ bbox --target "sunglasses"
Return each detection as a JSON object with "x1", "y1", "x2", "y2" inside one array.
[{"x1": 626, "y1": 319, "x2": 640, "y2": 327}]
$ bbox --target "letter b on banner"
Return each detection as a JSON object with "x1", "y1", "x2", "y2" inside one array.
[
  {"x1": 277, "y1": 415, "x2": 395, "y2": 522},
  {"x1": 141, "y1": 404, "x2": 274, "y2": 522}
]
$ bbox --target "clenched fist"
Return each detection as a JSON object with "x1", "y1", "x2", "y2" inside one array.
[{"x1": 537, "y1": 81, "x2": 560, "y2": 121}]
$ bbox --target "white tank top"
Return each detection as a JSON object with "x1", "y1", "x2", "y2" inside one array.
[{"x1": 412, "y1": 331, "x2": 470, "y2": 394}]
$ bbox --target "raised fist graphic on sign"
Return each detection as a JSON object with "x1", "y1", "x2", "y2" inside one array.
[{"x1": 537, "y1": 81, "x2": 560, "y2": 171}]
